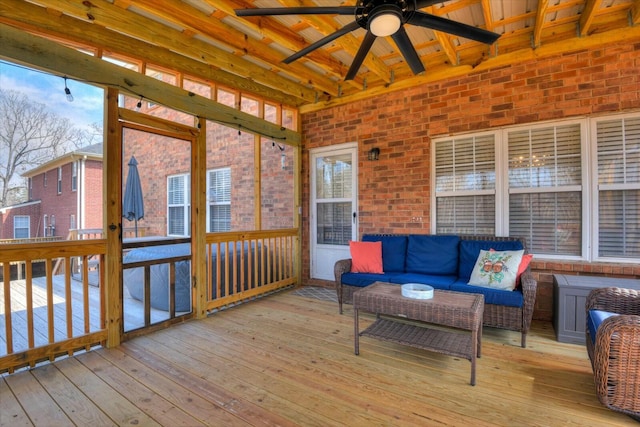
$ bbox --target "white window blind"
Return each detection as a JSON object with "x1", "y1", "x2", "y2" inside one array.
[
  {"x1": 508, "y1": 123, "x2": 582, "y2": 256},
  {"x1": 168, "y1": 174, "x2": 190, "y2": 236},
  {"x1": 597, "y1": 116, "x2": 640, "y2": 258},
  {"x1": 14, "y1": 216, "x2": 30, "y2": 239},
  {"x1": 435, "y1": 134, "x2": 496, "y2": 234},
  {"x1": 208, "y1": 168, "x2": 231, "y2": 232}
]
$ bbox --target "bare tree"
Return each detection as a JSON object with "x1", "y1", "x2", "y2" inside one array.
[{"x1": 0, "y1": 89, "x2": 89, "y2": 207}]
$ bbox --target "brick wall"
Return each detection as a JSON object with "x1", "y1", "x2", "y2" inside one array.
[
  {"x1": 0, "y1": 202, "x2": 41, "y2": 239},
  {"x1": 30, "y1": 164, "x2": 77, "y2": 238},
  {"x1": 301, "y1": 40, "x2": 640, "y2": 322}
]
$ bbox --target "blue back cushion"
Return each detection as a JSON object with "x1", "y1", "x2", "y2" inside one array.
[
  {"x1": 458, "y1": 239, "x2": 524, "y2": 282},
  {"x1": 587, "y1": 310, "x2": 618, "y2": 344},
  {"x1": 362, "y1": 235, "x2": 408, "y2": 272},
  {"x1": 405, "y1": 235, "x2": 460, "y2": 276}
]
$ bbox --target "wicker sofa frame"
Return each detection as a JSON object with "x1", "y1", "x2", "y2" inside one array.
[
  {"x1": 585, "y1": 287, "x2": 640, "y2": 420},
  {"x1": 334, "y1": 235, "x2": 537, "y2": 348}
]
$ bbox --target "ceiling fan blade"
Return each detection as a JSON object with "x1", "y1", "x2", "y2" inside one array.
[
  {"x1": 391, "y1": 27, "x2": 425, "y2": 75},
  {"x1": 408, "y1": 12, "x2": 500, "y2": 44},
  {"x1": 283, "y1": 21, "x2": 361, "y2": 64},
  {"x1": 345, "y1": 31, "x2": 377, "y2": 81},
  {"x1": 235, "y1": 7, "x2": 357, "y2": 17}
]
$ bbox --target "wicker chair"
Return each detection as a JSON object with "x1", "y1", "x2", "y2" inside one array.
[{"x1": 585, "y1": 287, "x2": 640, "y2": 420}]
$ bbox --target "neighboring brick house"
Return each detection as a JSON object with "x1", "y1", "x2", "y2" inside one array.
[{"x1": 0, "y1": 143, "x2": 103, "y2": 240}]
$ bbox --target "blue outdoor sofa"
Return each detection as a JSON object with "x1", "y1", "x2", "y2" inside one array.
[{"x1": 334, "y1": 234, "x2": 537, "y2": 347}]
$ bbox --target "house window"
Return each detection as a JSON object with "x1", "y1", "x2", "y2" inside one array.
[
  {"x1": 44, "y1": 171, "x2": 47, "y2": 187},
  {"x1": 508, "y1": 123, "x2": 583, "y2": 256},
  {"x1": 167, "y1": 174, "x2": 190, "y2": 236},
  {"x1": 207, "y1": 168, "x2": 231, "y2": 232},
  {"x1": 14, "y1": 216, "x2": 30, "y2": 239},
  {"x1": 434, "y1": 113, "x2": 639, "y2": 262},
  {"x1": 29, "y1": 177, "x2": 32, "y2": 200},
  {"x1": 57, "y1": 166, "x2": 62, "y2": 194},
  {"x1": 434, "y1": 133, "x2": 496, "y2": 235},
  {"x1": 71, "y1": 161, "x2": 77, "y2": 191},
  {"x1": 594, "y1": 115, "x2": 640, "y2": 259}
]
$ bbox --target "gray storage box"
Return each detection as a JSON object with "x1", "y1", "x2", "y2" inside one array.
[{"x1": 553, "y1": 274, "x2": 640, "y2": 344}]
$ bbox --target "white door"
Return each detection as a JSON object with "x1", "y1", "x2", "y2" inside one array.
[{"x1": 310, "y1": 144, "x2": 358, "y2": 280}]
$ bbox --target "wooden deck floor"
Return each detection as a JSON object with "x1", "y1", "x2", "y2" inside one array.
[{"x1": 1, "y1": 287, "x2": 637, "y2": 426}]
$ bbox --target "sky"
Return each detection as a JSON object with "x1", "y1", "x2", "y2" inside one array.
[{"x1": 0, "y1": 60, "x2": 105, "y2": 133}]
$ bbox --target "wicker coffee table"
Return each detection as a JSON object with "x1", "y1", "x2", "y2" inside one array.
[{"x1": 353, "y1": 282, "x2": 484, "y2": 385}]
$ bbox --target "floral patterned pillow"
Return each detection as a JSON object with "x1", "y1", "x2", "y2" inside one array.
[{"x1": 468, "y1": 249, "x2": 524, "y2": 291}]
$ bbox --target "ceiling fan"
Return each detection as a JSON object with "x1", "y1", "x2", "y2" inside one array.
[{"x1": 235, "y1": 0, "x2": 501, "y2": 81}]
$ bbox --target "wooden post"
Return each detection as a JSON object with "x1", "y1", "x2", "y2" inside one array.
[
  {"x1": 104, "y1": 87, "x2": 123, "y2": 347},
  {"x1": 192, "y1": 117, "x2": 207, "y2": 319}
]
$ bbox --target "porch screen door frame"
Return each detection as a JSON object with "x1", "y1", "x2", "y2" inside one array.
[{"x1": 310, "y1": 143, "x2": 358, "y2": 280}]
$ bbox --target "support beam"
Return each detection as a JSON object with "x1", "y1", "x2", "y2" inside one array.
[
  {"x1": 0, "y1": 24, "x2": 301, "y2": 145},
  {"x1": 0, "y1": 0, "x2": 322, "y2": 105}
]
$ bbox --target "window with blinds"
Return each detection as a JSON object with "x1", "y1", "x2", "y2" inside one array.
[
  {"x1": 208, "y1": 168, "x2": 231, "y2": 232},
  {"x1": 315, "y1": 154, "x2": 353, "y2": 245},
  {"x1": 508, "y1": 124, "x2": 582, "y2": 256},
  {"x1": 596, "y1": 116, "x2": 640, "y2": 258},
  {"x1": 167, "y1": 174, "x2": 190, "y2": 236},
  {"x1": 434, "y1": 134, "x2": 496, "y2": 235},
  {"x1": 14, "y1": 216, "x2": 30, "y2": 239}
]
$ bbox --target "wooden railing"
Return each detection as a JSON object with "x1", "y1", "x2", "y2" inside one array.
[
  {"x1": 0, "y1": 240, "x2": 107, "y2": 374},
  {"x1": 0, "y1": 229, "x2": 299, "y2": 373},
  {"x1": 205, "y1": 229, "x2": 299, "y2": 312}
]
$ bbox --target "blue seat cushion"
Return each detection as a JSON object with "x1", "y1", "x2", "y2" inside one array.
[
  {"x1": 587, "y1": 310, "x2": 619, "y2": 344},
  {"x1": 389, "y1": 273, "x2": 457, "y2": 290},
  {"x1": 450, "y1": 280, "x2": 524, "y2": 307},
  {"x1": 458, "y1": 239, "x2": 524, "y2": 282},
  {"x1": 405, "y1": 235, "x2": 460, "y2": 276},
  {"x1": 362, "y1": 234, "x2": 408, "y2": 272},
  {"x1": 341, "y1": 272, "x2": 405, "y2": 288}
]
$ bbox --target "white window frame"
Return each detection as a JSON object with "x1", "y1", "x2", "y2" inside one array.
[
  {"x1": 57, "y1": 166, "x2": 62, "y2": 194},
  {"x1": 14, "y1": 216, "x2": 30, "y2": 239},
  {"x1": 167, "y1": 173, "x2": 190, "y2": 236},
  {"x1": 590, "y1": 112, "x2": 640, "y2": 262},
  {"x1": 206, "y1": 168, "x2": 231, "y2": 232},
  {"x1": 432, "y1": 113, "x2": 640, "y2": 263},
  {"x1": 71, "y1": 161, "x2": 77, "y2": 191}
]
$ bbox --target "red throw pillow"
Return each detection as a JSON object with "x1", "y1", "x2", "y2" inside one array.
[
  {"x1": 516, "y1": 254, "x2": 533, "y2": 286},
  {"x1": 349, "y1": 241, "x2": 383, "y2": 274}
]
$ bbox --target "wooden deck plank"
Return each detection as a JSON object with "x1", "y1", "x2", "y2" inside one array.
[
  {"x1": 0, "y1": 376, "x2": 32, "y2": 426},
  {"x1": 205, "y1": 292, "x2": 628, "y2": 427},
  {"x1": 173, "y1": 313, "x2": 489, "y2": 426},
  {"x1": 95, "y1": 347, "x2": 248, "y2": 426},
  {"x1": 53, "y1": 356, "x2": 161, "y2": 426},
  {"x1": 2, "y1": 287, "x2": 637, "y2": 427},
  {"x1": 123, "y1": 336, "x2": 334, "y2": 427},
  {"x1": 3, "y1": 368, "x2": 72, "y2": 426},
  {"x1": 29, "y1": 363, "x2": 116, "y2": 426},
  {"x1": 76, "y1": 350, "x2": 210, "y2": 427}
]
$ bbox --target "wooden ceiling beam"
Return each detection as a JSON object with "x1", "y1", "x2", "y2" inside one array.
[
  {"x1": 24, "y1": 0, "x2": 327, "y2": 103},
  {"x1": 129, "y1": 0, "x2": 342, "y2": 96},
  {"x1": 579, "y1": 0, "x2": 599, "y2": 37},
  {"x1": 0, "y1": 0, "x2": 311, "y2": 106},
  {"x1": 533, "y1": 0, "x2": 550, "y2": 48},
  {"x1": 0, "y1": 23, "x2": 301, "y2": 145},
  {"x1": 211, "y1": 0, "x2": 359, "y2": 90},
  {"x1": 633, "y1": 0, "x2": 640, "y2": 25},
  {"x1": 275, "y1": 0, "x2": 392, "y2": 84}
]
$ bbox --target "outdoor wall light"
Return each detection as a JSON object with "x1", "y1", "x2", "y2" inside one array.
[{"x1": 368, "y1": 147, "x2": 380, "y2": 161}]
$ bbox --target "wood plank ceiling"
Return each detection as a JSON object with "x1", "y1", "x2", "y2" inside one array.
[{"x1": 1, "y1": 0, "x2": 639, "y2": 112}]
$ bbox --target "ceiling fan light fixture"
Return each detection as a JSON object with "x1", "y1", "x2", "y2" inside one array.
[{"x1": 368, "y1": 6, "x2": 402, "y2": 37}]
